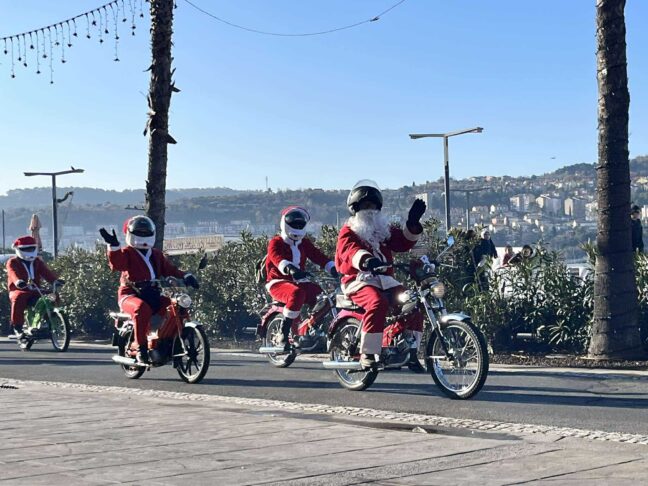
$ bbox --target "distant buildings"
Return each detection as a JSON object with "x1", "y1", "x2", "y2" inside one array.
[
  {"x1": 536, "y1": 195, "x2": 562, "y2": 215},
  {"x1": 510, "y1": 193, "x2": 535, "y2": 212},
  {"x1": 564, "y1": 197, "x2": 586, "y2": 219}
]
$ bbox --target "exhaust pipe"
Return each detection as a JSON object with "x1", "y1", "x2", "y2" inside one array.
[
  {"x1": 112, "y1": 355, "x2": 147, "y2": 368},
  {"x1": 322, "y1": 360, "x2": 363, "y2": 371},
  {"x1": 258, "y1": 346, "x2": 289, "y2": 354}
]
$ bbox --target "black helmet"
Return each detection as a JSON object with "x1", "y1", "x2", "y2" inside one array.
[{"x1": 347, "y1": 179, "x2": 383, "y2": 215}]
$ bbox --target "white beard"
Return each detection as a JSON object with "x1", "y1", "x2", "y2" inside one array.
[{"x1": 348, "y1": 210, "x2": 391, "y2": 250}]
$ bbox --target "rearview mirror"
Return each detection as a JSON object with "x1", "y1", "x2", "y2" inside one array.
[{"x1": 446, "y1": 236, "x2": 455, "y2": 247}]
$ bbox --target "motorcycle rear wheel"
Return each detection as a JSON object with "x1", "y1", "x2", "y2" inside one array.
[
  {"x1": 264, "y1": 315, "x2": 297, "y2": 368},
  {"x1": 118, "y1": 328, "x2": 145, "y2": 380},
  {"x1": 426, "y1": 320, "x2": 488, "y2": 399},
  {"x1": 175, "y1": 325, "x2": 210, "y2": 384},
  {"x1": 329, "y1": 319, "x2": 378, "y2": 391},
  {"x1": 49, "y1": 309, "x2": 70, "y2": 352}
]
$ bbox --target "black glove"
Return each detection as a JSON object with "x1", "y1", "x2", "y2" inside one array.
[
  {"x1": 329, "y1": 266, "x2": 339, "y2": 279},
  {"x1": 362, "y1": 257, "x2": 384, "y2": 274},
  {"x1": 15, "y1": 279, "x2": 27, "y2": 290},
  {"x1": 286, "y1": 265, "x2": 311, "y2": 280},
  {"x1": 184, "y1": 274, "x2": 200, "y2": 289},
  {"x1": 407, "y1": 199, "x2": 427, "y2": 225},
  {"x1": 99, "y1": 228, "x2": 119, "y2": 247}
]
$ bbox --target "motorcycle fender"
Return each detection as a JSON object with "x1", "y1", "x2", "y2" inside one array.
[
  {"x1": 439, "y1": 313, "x2": 471, "y2": 325},
  {"x1": 257, "y1": 305, "x2": 283, "y2": 338},
  {"x1": 327, "y1": 309, "x2": 363, "y2": 339}
]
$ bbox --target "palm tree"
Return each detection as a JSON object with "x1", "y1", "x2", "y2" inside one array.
[
  {"x1": 588, "y1": 0, "x2": 644, "y2": 359},
  {"x1": 144, "y1": 0, "x2": 177, "y2": 249}
]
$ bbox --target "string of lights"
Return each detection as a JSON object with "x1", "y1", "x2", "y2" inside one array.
[
  {"x1": 182, "y1": 0, "x2": 407, "y2": 37},
  {"x1": 1, "y1": 0, "x2": 146, "y2": 83}
]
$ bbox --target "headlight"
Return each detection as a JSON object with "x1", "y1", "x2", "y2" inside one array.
[
  {"x1": 431, "y1": 282, "x2": 446, "y2": 299},
  {"x1": 398, "y1": 290, "x2": 415, "y2": 303},
  {"x1": 176, "y1": 294, "x2": 192, "y2": 308}
]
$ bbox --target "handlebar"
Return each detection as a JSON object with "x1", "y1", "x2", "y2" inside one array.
[{"x1": 128, "y1": 277, "x2": 189, "y2": 289}]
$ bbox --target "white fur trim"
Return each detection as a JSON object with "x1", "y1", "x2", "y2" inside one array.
[
  {"x1": 342, "y1": 274, "x2": 402, "y2": 296},
  {"x1": 283, "y1": 308, "x2": 300, "y2": 319},
  {"x1": 325, "y1": 261, "x2": 335, "y2": 272},
  {"x1": 278, "y1": 259, "x2": 293, "y2": 275},
  {"x1": 351, "y1": 250, "x2": 372, "y2": 270},
  {"x1": 135, "y1": 249, "x2": 156, "y2": 280},
  {"x1": 108, "y1": 244, "x2": 121, "y2": 252},
  {"x1": 403, "y1": 225, "x2": 422, "y2": 242},
  {"x1": 360, "y1": 332, "x2": 383, "y2": 355},
  {"x1": 20, "y1": 261, "x2": 35, "y2": 280}
]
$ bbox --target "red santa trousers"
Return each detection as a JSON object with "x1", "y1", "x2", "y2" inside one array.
[
  {"x1": 9, "y1": 290, "x2": 40, "y2": 327},
  {"x1": 120, "y1": 295, "x2": 173, "y2": 347},
  {"x1": 349, "y1": 285, "x2": 424, "y2": 355},
  {"x1": 268, "y1": 281, "x2": 322, "y2": 319}
]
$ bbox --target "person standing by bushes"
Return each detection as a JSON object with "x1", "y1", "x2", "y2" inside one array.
[
  {"x1": 631, "y1": 205, "x2": 644, "y2": 253},
  {"x1": 472, "y1": 229, "x2": 498, "y2": 290}
]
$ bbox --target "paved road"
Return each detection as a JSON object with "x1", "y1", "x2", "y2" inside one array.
[{"x1": 1, "y1": 339, "x2": 648, "y2": 436}]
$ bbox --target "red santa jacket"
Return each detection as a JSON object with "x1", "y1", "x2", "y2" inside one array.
[
  {"x1": 107, "y1": 246, "x2": 186, "y2": 300},
  {"x1": 6, "y1": 257, "x2": 58, "y2": 293},
  {"x1": 265, "y1": 235, "x2": 334, "y2": 290},
  {"x1": 335, "y1": 223, "x2": 421, "y2": 295}
]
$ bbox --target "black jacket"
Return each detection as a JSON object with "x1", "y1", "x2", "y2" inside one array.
[
  {"x1": 631, "y1": 218, "x2": 644, "y2": 252},
  {"x1": 473, "y1": 238, "x2": 498, "y2": 263}
]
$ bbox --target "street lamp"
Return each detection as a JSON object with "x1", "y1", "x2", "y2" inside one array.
[
  {"x1": 451, "y1": 187, "x2": 488, "y2": 228},
  {"x1": 409, "y1": 127, "x2": 483, "y2": 232},
  {"x1": 23, "y1": 166, "x2": 84, "y2": 257}
]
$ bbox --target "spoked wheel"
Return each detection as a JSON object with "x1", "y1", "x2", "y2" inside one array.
[
  {"x1": 118, "y1": 327, "x2": 145, "y2": 380},
  {"x1": 48, "y1": 309, "x2": 71, "y2": 352},
  {"x1": 426, "y1": 320, "x2": 488, "y2": 399},
  {"x1": 174, "y1": 325, "x2": 210, "y2": 384},
  {"x1": 264, "y1": 315, "x2": 296, "y2": 368},
  {"x1": 329, "y1": 319, "x2": 378, "y2": 391}
]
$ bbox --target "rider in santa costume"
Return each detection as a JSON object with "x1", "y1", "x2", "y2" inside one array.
[
  {"x1": 6, "y1": 236, "x2": 63, "y2": 338},
  {"x1": 265, "y1": 206, "x2": 338, "y2": 351},
  {"x1": 335, "y1": 180, "x2": 427, "y2": 372},
  {"x1": 99, "y1": 216, "x2": 199, "y2": 364}
]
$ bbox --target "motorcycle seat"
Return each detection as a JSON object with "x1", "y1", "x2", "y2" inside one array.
[
  {"x1": 335, "y1": 294, "x2": 362, "y2": 311},
  {"x1": 109, "y1": 312, "x2": 131, "y2": 322}
]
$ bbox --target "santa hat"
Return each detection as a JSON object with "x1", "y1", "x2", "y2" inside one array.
[
  {"x1": 281, "y1": 206, "x2": 310, "y2": 220},
  {"x1": 13, "y1": 236, "x2": 37, "y2": 249}
]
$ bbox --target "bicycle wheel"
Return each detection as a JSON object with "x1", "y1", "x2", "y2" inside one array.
[
  {"x1": 264, "y1": 315, "x2": 297, "y2": 368},
  {"x1": 49, "y1": 309, "x2": 71, "y2": 352}
]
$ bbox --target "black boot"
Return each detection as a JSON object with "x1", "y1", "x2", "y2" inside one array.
[
  {"x1": 407, "y1": 349, "x2": 426, "y2": 374},
  {"x1": 136, "y1": 345, "x2": 149, "y2": 365},
  {"x1": 277, "y1": 317, "x2": 294, "y2": 352},
  {"x1": 360, "y1": 353, "x2": 377, "y2": 370}
]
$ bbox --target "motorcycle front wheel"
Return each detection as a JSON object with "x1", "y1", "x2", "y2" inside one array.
[
  {"x1": 48, "y1": 308, "x2": 71, "y2": 352},
  {"x1": 118, "y1": 327, "x2": 145, "y2": 380},
  {"x1": 264, "y1": 315, "x2": 297, "y2": 368},
  {"x1": 174, "y1": 325, "x2": 210, "y2": 384},
  {"x1": 329, "y1": 318, "x2": 378, "y2": 391},
  {"x1": 426, "y1": 320, "x2": 488, "y2": 399}
]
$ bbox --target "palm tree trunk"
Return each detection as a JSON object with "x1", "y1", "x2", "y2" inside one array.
[
  {"x1": 145, "y1": 0, "x2": 176, "y2": 249},
  {"x1": 588, "y1": 0, "x2": 643, "y2": 359}
]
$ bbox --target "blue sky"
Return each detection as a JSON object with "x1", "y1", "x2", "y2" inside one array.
[{"x1": 1, "y1": 0, "x2": 647, "y2": 195}]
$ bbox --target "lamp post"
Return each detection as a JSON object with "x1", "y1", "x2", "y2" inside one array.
[
  {"x1": 451, "y1": 187, "x2": 488, "y2": 228},
  {"x1": 409, "y1": 127, "x2": 483, "y2": 232},
  {"x1": 23, "y1": 166, "x2": 84, "y2": 257}
]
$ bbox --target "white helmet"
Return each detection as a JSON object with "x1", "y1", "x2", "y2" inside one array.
[
  {"x1": 13, "y1": 236, "x2": 38, "y2": 262},
  {"x1": 124, "y1": 215, "x2": 156, "y2": 249},
  {"x1": 280, "y1": 206, "x2": 310, "y2": 241}
]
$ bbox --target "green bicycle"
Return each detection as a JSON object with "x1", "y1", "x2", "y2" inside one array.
[{"x1": 18, "y1": 281, "x2": 71, "y2": 352}]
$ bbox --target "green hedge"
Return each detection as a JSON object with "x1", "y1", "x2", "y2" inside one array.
[{"x1": 2, "y1": 226, "x2": 645, "y2": 353}]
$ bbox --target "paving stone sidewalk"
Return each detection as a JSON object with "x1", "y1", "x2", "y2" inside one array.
[{"x1": 0, "y1": 379, "x2": 646, "y2": 485}]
